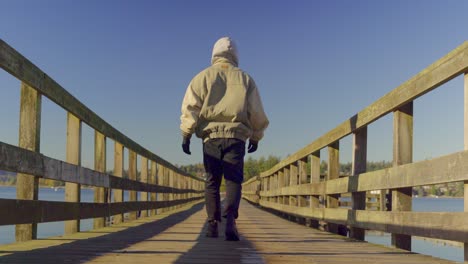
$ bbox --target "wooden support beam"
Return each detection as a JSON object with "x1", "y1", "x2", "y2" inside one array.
[
  {"x1": 64, "y1": 113, "x2": 82, "y2": 235},
  {"x1": 310, "y1": 152, "x2": 320, "y2": 228},
  {"x1": 150, "y1": 161, "x2": 157, "y2": 216},
  {"x1": 391, "y1": 102, "x2": 413, "y2": 251},
  {"x1": 15, "y1": 82, "x2": 41, "y2": 242},
  {"x1": 278, "y1": 170, "x2": 284, "y2": 206},
  {"x1": 128, "y1": 150, "x2": 137, "y2": 220},
  {"x1": 113, "y1": 142, "x2": 124, "y2": 224},
  {"x1": 93, "y1": 131, "x2": 106, "y2": 229},
  {"x1": 350, "y1": 127, "x2": 367, "y2": 240},
  {"x1": 140, "y1": 157, "x2": 148, "y2": 218},
  {"x1": 327, "y1": 142, "x2": 341, "y2": 234}
]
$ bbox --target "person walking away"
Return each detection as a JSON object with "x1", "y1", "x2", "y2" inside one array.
[{"x1": 180, "y1": 37, "x2": 269, "y2": 241}]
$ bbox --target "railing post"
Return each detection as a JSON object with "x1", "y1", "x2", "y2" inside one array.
[
  {"x1": 150, "y1": 161, "x2": 157, "y2": 216},
  {"x1": 113, "y1": 142, "x2": 124, "y2": 224},
  {"x1": 93, "y1": 131, "x2": 106, "y2": 229},
  {"x1": 310, "y1": 151, "x2": 320, "y2": 229},
  {"x1": 16, "y1": 82, "x2": 41, "y2": 242},
  {"x1": 463, "y1": 72, "x2": 468, "y2": 262},
  {"x1": 140, "y1": 157, "x2": 148, "y2": 218},
  {"x1": 327, "y1": 142, "x2": 340, "y2": 234},
  {"x1": 273, "y1": 173, "x2": 278, "y2": 203},
  {"x1": 65, "y1": 113, "x2": 82, "y2": 234},
  {"x1": 169, "y1": 169, "x2": 174, "y2": 210},
  {"x1": 283, "y1": 166, "x2": 290, "y2": 218},
  {"x1": 278, "y1": 170, "x2": 284, "y2": 206},
  {"x1": 392, "y1": 102, "x2": 413, "y2": 251},
  {"x1": 156, "y1": 164, "x2": 164, "y2": 214},
  {"x1": 298, "y1": 159, "x2": 308, "y2": 224},
  {"x1": 128, "y1": 150, "x2": 137, "y2": 220},
  {"x1": 289, "y1": 163, "x2": 298, "y2": 212},
  {"x1": 163, "y1": 166, "x2": 169, "y2": 212},
  {"x1": 350, "y1": 127, "x2": 367, "y2": 240}
]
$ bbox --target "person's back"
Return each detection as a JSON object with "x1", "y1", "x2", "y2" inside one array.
[{"x1": 180, "y1": 37, "x2": 268, "y2": 241}]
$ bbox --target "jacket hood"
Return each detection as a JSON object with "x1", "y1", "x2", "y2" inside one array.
[{"x1": 211, "y1": 37, "x2": 239, "y2": 66}]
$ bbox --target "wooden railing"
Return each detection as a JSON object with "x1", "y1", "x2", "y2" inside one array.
[
  {"x1": 243, "y1": 41, "x2": 468, "y2": 261},
  {"x1": 0, "y1": 39, "x2": 205, "y2": 242}
]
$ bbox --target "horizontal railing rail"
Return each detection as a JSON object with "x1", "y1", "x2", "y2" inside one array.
[
  {"x1": 243, "y1": 41, "x2": 468, "y2": 261},
  {"x1": 0, "y1": 38, "x2": 205, "y2": 243}
]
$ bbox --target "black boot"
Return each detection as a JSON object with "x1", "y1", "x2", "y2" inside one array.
[
  {"x1": 225, "y1": 215, "x2": 239, "y2": 241},
  {"x1": 206, "y1": 220, "x2": 218, "y2": 238}
]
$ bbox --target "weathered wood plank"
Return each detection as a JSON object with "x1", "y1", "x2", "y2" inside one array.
[
  {"x1": 0, "y1": 39, "x2": 197, "y2": 181},
  {"x1": 0, "y1": 200, "x2": 459, "y2": 264},
  {"x1": 128, "y1": 150, "x2": 137, "y2": 220},
  {"x1": 113, "y1": 142, "x2": 124, "y2": 224},
  {"x1": 93, "y1": 131, "x2": 106, "y2": 229},
  {"x1": 392, "y1": 102, "x2": 413, "y2": 250},
  {"x1": 16, "y1": 82, "x2": 41, "y2": 242},
  {"x1": 150, "y1": 161, "x2": 157, "y2": 216},
  {"x1": 260, "y1": 41, "x2": 468, "y2": 178},
  {"x1": 0, "y1": 141, "x2": 203, "y2": 194},
  {"x1": 65, "y1": 112, "x2": 81, "y2": 235},
  {"x1": 326, "y1": 142, "x2": 341, "y2": 234},
  {"x1": 258, "y1": 200, "x2": 468, "y2": 243},
  {"x1": 350, "y1": 126, "x2": 367, "y2": 240},
  {"x1": 0, "y1": 197, "x2": 203, "y2": 226},
  {"x1": 140, "y1": 157, "x2": 149, "y2": 217},
  {"x1": 259, "y1": 149, "x2": 468, "y2": 197}
]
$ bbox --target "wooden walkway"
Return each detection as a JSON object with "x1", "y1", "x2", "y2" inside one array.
[{"x1": 0, "y1": 200, "x2": 458, "y2": 264}]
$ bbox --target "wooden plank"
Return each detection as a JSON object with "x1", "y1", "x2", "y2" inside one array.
[
  {"x1": 93, "y1": 131, "x2": 106, "y2": 229},
  {"x1": 0, "y1": 39, "x2": 198, "y2": 181},
  {"x1": 310, "y1": 152, "x2": 321, "y2": 228},
  {"x1": 259, "y1": 200, "x2": 468, "y2": 243},
  {"x1": 150, "y1": 161, "x2": 157, "y2": 216},
  {"x1": 350, "y1": 127, "x2": 367, "y2": 240},
  {"x1": 128, "y1": 150, "x2": 137, "y2": 220},
  {"x1": 0, "y1": 141, "x2": 203, "y2": 194},
  {"x1": 298, "y1": 159, "x2": 308, "y2": 206},
  {"x1": 15, "y1": 82, "x2": 41, "y2": 242},
  {"x1": 0, "y1": 197, "x2": 203, "y2": 225},
  {"x1": 0, "y1": 200, "x2": 459, "y2": 264},
  {"x1": 140, "y1": 157, "x2": 149, "y2": 217},
  {"x1": 289, "y1": 163, "x2": 298, "y2": 207},
  {"x1": 392, "y1": 102, "x2": 413, "y2": 250},
  {"x1": 241, "y1": 201, "x2": 458, "y2": 264},
  {"x1": 65, "y1": 112, "x2": 81, "y2": 235},
  {"x1": 277, "y1": 170, "x2": 284, "y2": 205},
  {"x1": 113, "y1": 142, "x2": 124, "y2": 224},
  {"x1": 260, "y1": 41, "x2": 468, "y2": 178},
  {"x1": 259, "y1": 149, "x2": 468, "y2": 197},
  {"x1": 326, "y1": 142, "x2": 340, "y2": 234}
]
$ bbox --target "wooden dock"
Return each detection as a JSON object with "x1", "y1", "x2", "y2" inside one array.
[{"x1": 0, "y1": 200, "x2": 458, "y2": 264}]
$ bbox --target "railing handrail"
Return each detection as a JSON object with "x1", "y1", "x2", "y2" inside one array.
[
  {"x1": 0, "y1": 38, "x2": 205, "y2": 242},
  {"x1": 261, "y1": 41, "x2": 468, "y2": 178},
  {"x1": 0, "y1": 39, "x2": 195, "y2": 180},
  {"x1": 243, "y1": 41, "x2": 468, "y2": 261}
]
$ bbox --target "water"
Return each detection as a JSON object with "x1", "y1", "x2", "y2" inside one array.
[{"x1": 0, "y1": 187, "x2": 464, "y2": 262}]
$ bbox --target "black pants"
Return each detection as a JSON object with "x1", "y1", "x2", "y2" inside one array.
[{"x1": 203, "y1": 138, "x2": 245, "y2": 222}]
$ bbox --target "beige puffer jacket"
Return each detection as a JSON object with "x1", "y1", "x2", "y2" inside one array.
[{"x1": 180, "y1": 37, "x2": 269, "y2": 143}]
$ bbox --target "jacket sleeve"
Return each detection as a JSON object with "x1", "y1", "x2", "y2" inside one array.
[
  {"x1": 247, "y1": 79, "x2": 269, "y2": 142},
  {"x1": 180, "y1": 81, "x2": 203, "y2": 137}
]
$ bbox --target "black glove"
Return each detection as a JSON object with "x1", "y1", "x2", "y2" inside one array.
[
  {"x1": 182, "y1": 136, "x2": 191, "y2": 155},
  {"x1": 247, "y1": 140, "x2": 258, "y2": 153}
]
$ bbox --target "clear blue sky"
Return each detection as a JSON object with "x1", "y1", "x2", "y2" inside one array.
[{"x1": 1, "y1": 0, "x2": 468, "y2": 170}]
